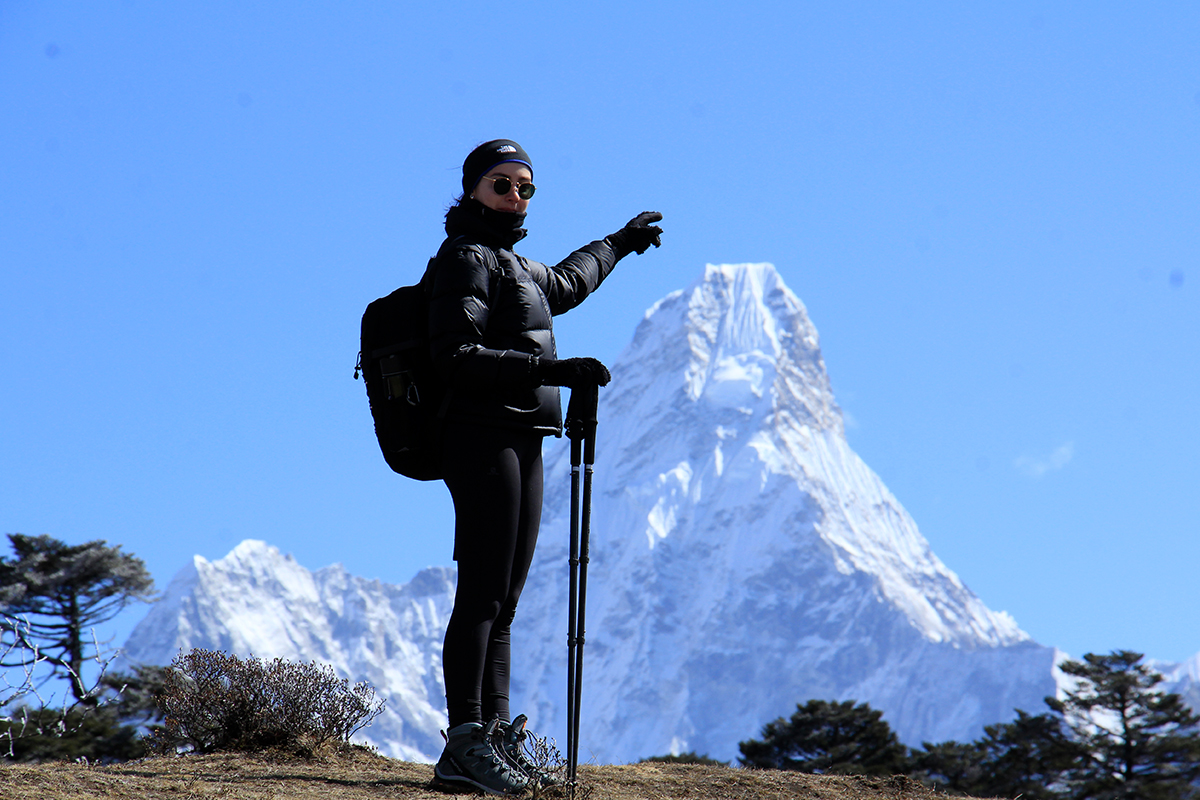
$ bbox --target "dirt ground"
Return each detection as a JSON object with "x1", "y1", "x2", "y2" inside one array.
[{"x1": 0, "y1": 749, "x2": 1003, "y2": 800}]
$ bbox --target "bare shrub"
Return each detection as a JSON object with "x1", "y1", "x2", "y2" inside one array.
[
  {"x1": 2, "y1": 617, "x2": 42, "y2": 713},
  {"x1": 515, "y1": 728, "x2": 599, "y2": 800},
  {"x1": 148, "y1": 649, "x2": 384, "y2": 756},
  {"x1": 522, "y1": 728, "x2": 566, "y2": 798},
  {"x1": 2, "y1": 616, "x2": 128, "y2": 759}
]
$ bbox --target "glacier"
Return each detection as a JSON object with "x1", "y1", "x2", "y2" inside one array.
[{"x1": 123, "y1": 262, "x2": 1182, "y2": 764}]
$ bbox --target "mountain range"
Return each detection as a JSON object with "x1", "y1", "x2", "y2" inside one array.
[{"x1": 122, "y1": 263, "x2": 1196, "y2": 764}]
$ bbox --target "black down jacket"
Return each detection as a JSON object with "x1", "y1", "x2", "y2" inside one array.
[{"x1": 426, "y1": 201, "x2": 620, "y2": 435}]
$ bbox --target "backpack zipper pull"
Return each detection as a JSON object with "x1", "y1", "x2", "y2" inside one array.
[{"x1": 354, "y1": 351, "x2": 362, "y2": 380}]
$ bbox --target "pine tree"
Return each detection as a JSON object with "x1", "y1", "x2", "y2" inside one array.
[
  {"x1": 1051, "y1": 650, "x2": 1200, "y2": 800},
  {"x1": 909, "y1": 738, "x2": 987, "y2": 794},
  {"x1": 0, "y1": 534, "x2": 155, "y2": 704},
  {"x1": 738, "y1": 699, "x2": 910, "y2": 775},
  {"x1": 913, "y1": 710, "x2": 1080, "y2": 799},
  {"x1": 978, "y1": 708, "x2": 1083, "y2": 799}
]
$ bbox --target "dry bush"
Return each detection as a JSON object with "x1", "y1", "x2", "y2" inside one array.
[
  {"x1": 518, "y1": 727, "x2": 575, "y2": 799},
  {"x1": 147, "y1": 649, "x2": 384, "y2": 756}
]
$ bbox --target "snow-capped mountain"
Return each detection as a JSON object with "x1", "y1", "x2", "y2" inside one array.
[
  {"x1": 509, "y1": 263, "x2": 1057, "y2": 762},
  {"x1": 127, "y1": 262, "x2": 1108, "y2": 763},
  {"x1": 123, "y1": 539, "x2": 454, "y2": 761}
]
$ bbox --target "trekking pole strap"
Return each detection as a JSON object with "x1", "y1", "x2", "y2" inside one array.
[{"x1": 565, "y1": 385, "x2": 599, "y2": 444}]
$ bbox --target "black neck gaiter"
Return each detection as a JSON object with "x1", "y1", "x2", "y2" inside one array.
[{"x1": 444, "y1": 198, "x2": 527, "y2": 250}]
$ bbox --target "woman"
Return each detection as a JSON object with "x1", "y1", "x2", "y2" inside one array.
[{"x1": 427, "y1": 139, "x2": 661, "y2": 795}]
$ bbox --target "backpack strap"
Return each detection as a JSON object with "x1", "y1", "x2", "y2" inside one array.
[{"x1": 422, "y1": 237, "x2": 505, "y2": 422}]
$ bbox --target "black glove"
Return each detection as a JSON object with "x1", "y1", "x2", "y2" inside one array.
[
  {"x1": 606, "y1": 211, "x2": 663, "y2": 257},
  {"x1": 534, "y1": 357, "x2": 611, "y2": 389}
]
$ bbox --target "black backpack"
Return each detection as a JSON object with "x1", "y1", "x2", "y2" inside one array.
[{"x1": 355, "y1": 239, "x2": 497, "y2": 480}]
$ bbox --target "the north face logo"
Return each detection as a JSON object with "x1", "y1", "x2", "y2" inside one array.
[{"x1": 496, "y1": 145, "x2": 517, "y2": 154}]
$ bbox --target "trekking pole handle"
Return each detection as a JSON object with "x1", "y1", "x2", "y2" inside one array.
[{"x1": 565, "y1": 384, "x2": 599, "y2": 451}]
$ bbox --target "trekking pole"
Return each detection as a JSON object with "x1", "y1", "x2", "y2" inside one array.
[{"x1": 565, "y1": 383, "x2": 598, "y2": 792}]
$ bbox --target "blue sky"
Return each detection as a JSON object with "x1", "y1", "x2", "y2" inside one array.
[{"x1": 3, "y1": 1, "x2": 1198, "y2": 673}]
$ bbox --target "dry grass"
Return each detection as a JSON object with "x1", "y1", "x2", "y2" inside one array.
[{"x1": 0, "y1": 749, "x2": 1004, "y2": 800}]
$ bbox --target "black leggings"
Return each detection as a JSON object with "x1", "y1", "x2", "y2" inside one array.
[{"x1": 440, "y1": 422, "x2": 544, "y2": 729}]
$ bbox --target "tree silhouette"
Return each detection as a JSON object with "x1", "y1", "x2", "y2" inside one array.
[
  {"x1": 916, "y1": 708, "x2": 1081, "y2": 799},
  {"x1": 738, "y1": 699, "x2": 910, "y2": 775},
  {"x1": 0, "y1": 534, "x2": 155, "y2": 704},
  {"x1": 1052, "y1": 650, "x2": 1200, "y2": 800}
]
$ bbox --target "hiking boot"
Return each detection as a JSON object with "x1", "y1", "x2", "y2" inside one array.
[
  {"x1": 434, "y1": 719, "x2": 530, "y2": 796},
  {"x1": 494, "y1": 714, "x2": 562, "y2": 788}
]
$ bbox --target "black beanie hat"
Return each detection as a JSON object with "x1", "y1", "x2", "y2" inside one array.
[{"x1": 462, "y1": 139, "x2": 533, "y2": 196}]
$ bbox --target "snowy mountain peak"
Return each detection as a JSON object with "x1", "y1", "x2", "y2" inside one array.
[
  {"x1": 568, "y1": 263, "x2": 1025, "y2": 650},
  {"x1": 511, "y1": 263, "x2": 1052, "y2": 760},
  {"x1": 682, "y1": 263, "x2": 833, "y2": 421},
  {"x1": 611, "y1": 263, "x2": 841, "y2": 445}
]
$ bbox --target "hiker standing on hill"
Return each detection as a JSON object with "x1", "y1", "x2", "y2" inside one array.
[{"x1": 426, "y1": 139, "x2": 662, "y2": 795}]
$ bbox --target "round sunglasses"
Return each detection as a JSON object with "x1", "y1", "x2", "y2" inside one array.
[{"x1": 480, "y1": 175, "x2": 537, "y2": 200}]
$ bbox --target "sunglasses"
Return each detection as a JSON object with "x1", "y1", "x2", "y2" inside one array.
[{"x1": 480, "y1": 175, "x2": 537, "y2": 200}]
